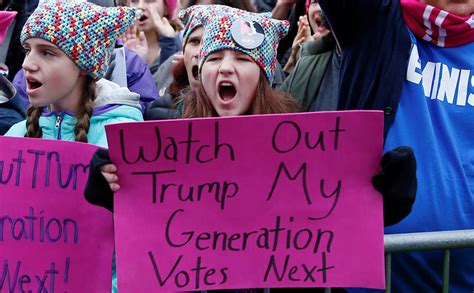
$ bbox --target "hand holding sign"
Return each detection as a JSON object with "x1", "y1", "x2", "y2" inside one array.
[{"x1": 101, "y1": 163, "x2": 120, "y2": 192}]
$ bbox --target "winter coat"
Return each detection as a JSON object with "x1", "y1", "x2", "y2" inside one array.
[{"x1": 279, "y1": 34, "x2": 335, "y2": 111}]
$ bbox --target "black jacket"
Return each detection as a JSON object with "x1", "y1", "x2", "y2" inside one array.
[{"x1": 0, "y1": 75, "x2": 26, "y2": 135}]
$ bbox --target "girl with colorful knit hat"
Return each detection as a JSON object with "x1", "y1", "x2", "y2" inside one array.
[
  {"x1": 147, "y1": 2, "x2": 259, "y2": 121},
  {"x1": 182, "y1": 4, "x2": 298, "y2": 117},
  {"x1": 5, "y1": 0, "x2": 143, "y2": 147}
]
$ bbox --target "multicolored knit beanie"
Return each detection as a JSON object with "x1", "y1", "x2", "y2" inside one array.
[
  {"x1": 195, "y1": 5, "x2": 289, "y2": 84},
  {"x1": 21, "y1": 0, "x2": 139, "y2": 80},
  {"x1": 178, "y1": 5, "x2": 206, "y2": 43}
]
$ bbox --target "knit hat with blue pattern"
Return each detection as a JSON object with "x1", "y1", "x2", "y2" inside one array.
[
  {"x1": 191, "y1": 5, "x2": 289, "y2": 84},
  {"x1": 178, "y1": 4, "x2": 207, "y2": 43},
  {"x1": 21, "y1": 0, "x2": 139, "y2": 80}
]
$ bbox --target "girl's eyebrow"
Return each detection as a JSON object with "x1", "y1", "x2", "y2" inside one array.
[
  {"x1": 235, "y1": 51, "x2": 248, "y2": 57},
  {"x1": 36, "y1": 44, "x2": 61, "y2": 52},
  {"x1": 24, "y1": 41, "x2": 61, "y2": 52}
]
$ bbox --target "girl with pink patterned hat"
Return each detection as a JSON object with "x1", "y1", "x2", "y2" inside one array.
[{"x1": 5, "y1": 0, "x2": 143, "y2": 148}]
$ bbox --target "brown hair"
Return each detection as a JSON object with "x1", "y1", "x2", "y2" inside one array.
[
  {"x1": 25, "y1": 105, "x2": 43, "y2": 139},
  {"x1": 168, "y1": 57, "x2": 189, "y2": 98},
  {"x1": 25, "y1": 76, "x2": 97, "y2": 143},
  {"x1": 182, "y1": 69, "x2": 299, "y2": 118}
]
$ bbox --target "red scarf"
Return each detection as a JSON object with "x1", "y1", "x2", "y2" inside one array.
[{"x1": 400, "y1": 0, "x2": 474, "y2": 47}]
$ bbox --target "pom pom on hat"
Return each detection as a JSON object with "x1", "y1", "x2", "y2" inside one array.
[
  {"x1": 21, "y1": 0, "x2": 139, "y2": 80},
  {"x1": 197, "y1": 5, "x2": 289, "y2": 84}
]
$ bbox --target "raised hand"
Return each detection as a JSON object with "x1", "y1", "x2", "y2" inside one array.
[
  {"x1": 146, "y1": 3, "x2": 176, "y2": 38},
  {"x1": 120, "y1": 23, "x2": 149, "y2": 61},
  {"x1": 284, "y1": 15, "x2": 311, "y2": 72}
]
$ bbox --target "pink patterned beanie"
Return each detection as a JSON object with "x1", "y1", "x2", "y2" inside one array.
[{"x1": 195, "y1": 5, "x2": 289, "y2": 84}]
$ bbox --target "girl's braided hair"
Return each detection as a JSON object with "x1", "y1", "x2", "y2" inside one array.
[
  {"x1": 25, "y1": 105, "x2": 43, "y2": 138},
  {"x1": 74, "y1": 76, "x2": 96, "y2": 143}
]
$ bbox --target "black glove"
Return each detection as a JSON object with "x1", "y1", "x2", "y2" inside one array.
[
  {"x1": 84, "y1": 148, "x2": 114, "y2": 212},
  {"x1": 372, "y1": 146, "x2": 417, "y2": 226}
]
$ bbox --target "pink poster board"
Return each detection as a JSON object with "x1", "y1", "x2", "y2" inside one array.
[
  {"x1": 0, "y1": 137, "x2": 114, "y2": 293},
  {"x1": 107, "y1": 111, "x2": 385, "y2": 291}
]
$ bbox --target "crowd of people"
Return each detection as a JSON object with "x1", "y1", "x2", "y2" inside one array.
[{"x1": 0, "y1": 0, "x2": 472, "y2": 292}]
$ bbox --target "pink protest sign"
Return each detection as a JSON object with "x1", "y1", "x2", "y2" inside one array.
[
  {"x1": 0, "y1": 137, "x2": 114, "y2": 293},
  {"x1": 107, "y1": 111, "x2": 385, "y2": 291}
]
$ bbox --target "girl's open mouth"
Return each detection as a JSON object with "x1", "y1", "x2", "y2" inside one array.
[
  {"x1": 192, "y1": 65, "x2": 199, "y2": 80},
  {"x1": 26, "y1": 78, "x2": 43, "y2": 92},
  {"x1": 315, "y1": 18, "x2": 322, "y2": 28},
  {"x1": 218, "y1": 82, "x2": 236, "y2": 102}
]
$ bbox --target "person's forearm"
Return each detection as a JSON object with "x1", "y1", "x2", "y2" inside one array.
[
  {"x1": 272, "y1": 0, "x2": 295, "y2": 20},
  {"x1": 283, "y1": 53, "x2": 298, "y2": 73}
]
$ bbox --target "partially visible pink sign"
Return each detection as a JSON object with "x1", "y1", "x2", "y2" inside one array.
[
  {"x1": 0, "y1": 137, "x2": 114, "y2": 293},
  {"x1": 107, "y1": 111, "x2": 385, "y2": 291}
]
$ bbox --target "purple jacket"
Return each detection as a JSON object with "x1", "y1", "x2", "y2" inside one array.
[{"x1": 14, "y1": 45, "x2": 157, "y2": 112}]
